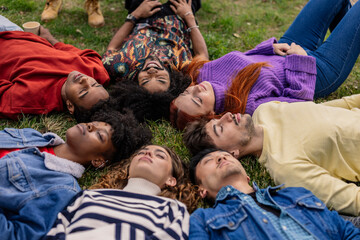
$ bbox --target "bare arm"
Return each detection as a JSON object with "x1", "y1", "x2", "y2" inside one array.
[
  {"x1": 170, "y1": 0, "x2": 209, "y2": 59},
  {"x1": 107, "y1": 0, "x2": 162, "y2": 51},
  {"x1": 39, "y1": 26, "x2": 59, "y2": 45}
]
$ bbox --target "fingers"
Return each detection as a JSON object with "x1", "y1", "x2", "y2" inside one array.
[
  {"x1": 149, "y1": 7, "x2": 161, "y2": 15},
  {"x1": 170, "y1": 5, "x2": 176, "y2": 12},
  {"x1": 273, "y1": 43, "x2": 290, "y2": 56},
  {"x1": 169, "y1": 0, "x2": 179, "y2": 7}
]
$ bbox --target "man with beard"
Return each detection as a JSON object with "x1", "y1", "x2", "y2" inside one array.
[
  {"x1": 102, "y1": 0, "x2": 208, "y2": 93},
  {"x1": 183, "y1": 94, "x2": 360, "y2": 217},
  {"x1": 188, "y1": 149, "x2": 360, "y2": 239}
]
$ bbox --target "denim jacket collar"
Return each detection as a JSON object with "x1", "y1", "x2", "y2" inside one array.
[
  {"x1": 43, "y1": 132, "x2": 65, "y2": 146},
  {"x1": 43, "y1": 151, "x2": 85, "y2": 179},
  {"x1": 214, "y1": 182, "x2": 284, "y2": 206}
]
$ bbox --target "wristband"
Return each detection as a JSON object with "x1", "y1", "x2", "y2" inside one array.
[
  {"x1": 187, "y1": 25, "x2": 199, "y2": 33},
  {"x1": 125, "y1": 14, "x2": 138, "y2": 24},
  {"x1": 184, "y1": 11, "x2": 193, "y2": 17}
]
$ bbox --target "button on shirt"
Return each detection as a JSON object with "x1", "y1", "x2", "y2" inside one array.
[
  {"x1": 190, "y1": 184, "x2": 360, "y2": 240},
  {"x1": 218, "y1": 185, "x2": 314, "y2": 240}
]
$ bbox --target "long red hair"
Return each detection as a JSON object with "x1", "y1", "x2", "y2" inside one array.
[{"x1": 170, "y1": 56, "x2": 269, "y2": 130}]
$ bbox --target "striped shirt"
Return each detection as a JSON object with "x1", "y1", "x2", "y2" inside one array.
[{"x1": 46, "y1": 178, "x2": 189, "y2": 240}]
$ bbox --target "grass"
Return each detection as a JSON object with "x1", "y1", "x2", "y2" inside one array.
[{"x1": 1, "y1": 0, "x2": 359, "y2": 191}]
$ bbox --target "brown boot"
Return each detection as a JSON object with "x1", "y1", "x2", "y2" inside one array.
[
  {"x1": 84, "y1": 0, "x2": 105, "y2": 28},
  {"x1": 41, "y1": 0, "x2": 62, "y2": 22}
]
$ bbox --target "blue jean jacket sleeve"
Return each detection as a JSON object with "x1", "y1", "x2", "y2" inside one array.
[
  {"x1": 189, "y1": 211, "x2": 211, "y2": 240},
  {"x1": 0, "y1": 188, "x2": 78, "y2": 240}
]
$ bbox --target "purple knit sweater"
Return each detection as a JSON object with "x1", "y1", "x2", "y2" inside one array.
[{"x1": 197, "y1": 37, "x2": 317, "y2": 115}]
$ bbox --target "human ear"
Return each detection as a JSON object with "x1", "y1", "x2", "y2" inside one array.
[
  {"x1": 230, "y1": 149, "x2": 240, "y2": 159},
  {"x1": 199, "y1": 187, "x2": 208, "y2": 199},
  {"x1": 66, "y1": 100, "x2": 75, "y2": 115},
  {"x1": 165, "y1": 177, "x2": 177, "y2": 187},
  {"x1": 91, "y1": 157, "x2": 106, "y2": 169}
]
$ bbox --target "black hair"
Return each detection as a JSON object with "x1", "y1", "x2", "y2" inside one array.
[
  {"x1": 73, "y1": 69, "x2": 191, "y2": 124},
  {"x1": 133, "y1": 58, "x2": 192, "y2": 97},
  {"x1": 164, "y1": 65, "x2": 192, "y2": 97},
  {"x1": 90, "y1": 107, "x2": 153, "y2": 163},
  {"x1": 189, "y1": 148, "x2": 220, "y2": 185},
  {"x1": 72, "y1": 99, "x2": 109, "y2": 123},
  {"x1": 108, "y1": 78, "x2": 188, "y2": 123}
]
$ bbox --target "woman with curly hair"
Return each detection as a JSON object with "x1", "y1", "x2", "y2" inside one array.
[
  {"x1": 0, "y1": 109, "x2": 152, "y2": 240},
  {"x1": 170, "y1": 0, "x2": 360, "y2": 129},
  {"x1": 103, "y1": 0, "x2": 207, "y2": 94},
  {"x1": 46, "y1": 145, "x2": 200, "y2": 239}
]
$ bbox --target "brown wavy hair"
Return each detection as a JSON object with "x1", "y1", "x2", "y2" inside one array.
[
  {"x1": 170, "y1": 55, "x2": 269, "y2": 130},
  {"x1": 90, "y1": 145, "x2": 201, "y2": 213}
]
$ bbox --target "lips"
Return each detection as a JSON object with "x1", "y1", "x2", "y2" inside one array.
[
  {"x1": 145, "y1": 61, "x2": 161, "y2": 69},
  {"x1": 199, "y1": 83, "x2": 207, "y2": 91},
  {"x1": 77, "y1": 124, "x2": 86, "y2": 135},
  {"x1": 218, "y1": 160, "x2": 230, "y2": 169},
  {"x1": 139, "y1": 157, "x2": 153, "y2": 163},
  {"x1": 73, "y1": 73, "x2": 83, "y2": 83}
]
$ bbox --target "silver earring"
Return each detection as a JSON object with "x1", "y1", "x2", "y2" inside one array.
[{"x1": 96, "y1": 160, "x2": 108, "y2": 170}]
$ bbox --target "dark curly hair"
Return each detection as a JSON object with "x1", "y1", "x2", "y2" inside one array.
[
  {"x1": 90, "y1": 107, "x2": 153, "y2": 163},
  {"x1": 107, "y1": 75, "x2": 189, "y2": 123},
  {"x1": 73, "y1": 68, "x2": 191, "y2": 124},
  {"x1": 132, "y1": 58, "x2": 192, "y2": 97},
  {"x1": 73, "y1": 99, "x2": 109, "y2": 123}
]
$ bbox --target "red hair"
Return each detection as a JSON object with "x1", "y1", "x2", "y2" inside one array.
[{"x1": 170, "y1": 56, "x2": 269, "y2": 129}]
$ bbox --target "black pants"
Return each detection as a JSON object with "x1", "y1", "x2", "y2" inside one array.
[{"x1": 125, "y1": 0, "x2": 201, "y2": 23}]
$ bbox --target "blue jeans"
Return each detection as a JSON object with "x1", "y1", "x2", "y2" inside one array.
[
  {"x1": 0, "y1": 15, "x2": 23, "y2": 32},
  {"x1": 279, "y1": 0, "x2": 360, "y2": 98}
]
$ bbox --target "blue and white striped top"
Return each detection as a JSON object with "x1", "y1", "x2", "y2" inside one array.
[{"x1": 46, "y1": 178, "x2": 189, "y2": 240}]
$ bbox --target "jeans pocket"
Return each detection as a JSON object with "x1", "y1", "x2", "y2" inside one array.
[{"x1": 7, "y1": 157, "x2": 33, "y2": 192}]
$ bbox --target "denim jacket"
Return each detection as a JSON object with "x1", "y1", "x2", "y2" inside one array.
[
  {"x1": 0, "y1": 128, "x2": 84, "y2": 240},
  {"x1": 190, "y1": 183, "x2": 360, "y2": 240}
]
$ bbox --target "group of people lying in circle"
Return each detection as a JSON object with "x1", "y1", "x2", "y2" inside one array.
[{"x1": 1, "y1": 0, "x2": 360, "y2": 239}]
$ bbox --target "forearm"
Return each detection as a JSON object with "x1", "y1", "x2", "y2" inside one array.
[
  {"x1": 46, "y1": 36, "x2": 59, "y2": 45},
  {"x1": 321, "y1": 94, "x2": 360, "y2": 109},
  {"x1": 183, "y1": 14, "x2": 208, "y2": 59},
  {"x1": 107, "y1": 21, "x2": 134, "y2": 51}
]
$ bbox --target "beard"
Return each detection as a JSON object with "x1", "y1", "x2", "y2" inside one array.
[
  {"x1": 238, "y1": 115, "x2": 255, "y2": 147},
  {"x1": 220, "y1": 163, "x2": 244, "y2": 180}
]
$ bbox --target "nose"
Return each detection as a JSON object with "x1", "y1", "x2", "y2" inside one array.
[
  {"x1": 216, "y1": 155, "x2": 225, "y2": 164},
  {"x1": 146, "y1": 68, "x2": 157, "y2": 74},
  {"x1": 219, "y1": 112, "x2": 233, "y2": 123},
  {"x1": 86, "y1": 123, "x2": 95, "y2": 132},
  {"x1": 193, "y1": 85, "x2": 202, "y2": 93},
  {"x1": 79, "y1": 77, "x2": 90, "y2": 86},
  {"x1": 144, "y1": 149, "x2": 153, "y2": 158}
]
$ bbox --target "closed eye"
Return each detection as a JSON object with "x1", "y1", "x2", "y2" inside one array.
[
  {"x1": 91, "y1": 82, "x2": 102, "y2": 87},
  {"x1": 97, "y1": 131, "x2": 104, "y2": 142},
  {"x1": 180, "y1": 90, "x2": 190, "y2": 96},
  {"x1": 141, "y1": 79, "x2": 149, "y2": 86},
  {"x1": 191, "y1": 98, "x2": 201, "y2": 107},
  {"x1": 156, "y1": 154, "x2": 165, "y2": 159}
]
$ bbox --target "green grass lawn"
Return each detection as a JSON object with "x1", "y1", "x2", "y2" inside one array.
[{"x1": 1, "y1": 0, "x2": 359, "y2": 189}]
